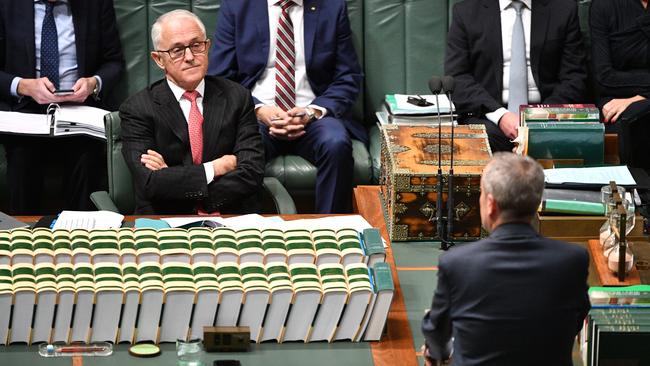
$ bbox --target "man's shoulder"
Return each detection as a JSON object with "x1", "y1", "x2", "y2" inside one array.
[
  {"x1": 452, "y1": 0, "x2": 485, "y2": 14},
  {"x1": 205, "y1": 75, "x2": 251, "y2": 99}
]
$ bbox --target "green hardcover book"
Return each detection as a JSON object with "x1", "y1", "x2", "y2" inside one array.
[
  {"x1": 540, "y1": 199, "x2": 605, "y2": 215},
  {"x1": 362, "y1": 228, "x2": 385, "y2": 267},
  {"x1": 589, "y1": 285, "x2": 650, "y2": 307},
  {"x1": 525, "y1": 121, "x2": 605, "y2": 166},
  {"x1": 361, "y1": 262, "x2": 394, "y2": 341},
  {"x1": 520, "y1": 104, "x2": 600, "y2": 122}
]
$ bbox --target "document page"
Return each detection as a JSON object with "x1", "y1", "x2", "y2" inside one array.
[
  {"x1": 544, "y1": 166, "x2": 636, "y2": 185},
  {"x1": 0, "y1": 111, "x2": 50, "y2": 135}
]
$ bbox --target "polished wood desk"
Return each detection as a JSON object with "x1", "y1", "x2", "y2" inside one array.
[{"x1": 353, "y1": 185, "x2": 650, "y2": 288}]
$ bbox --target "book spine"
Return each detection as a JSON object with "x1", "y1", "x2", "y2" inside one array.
[
  {"x1": 372, "y1": 263, "x2": 394, "y2": 292},
  {"x1": 541, "y1": 199, "x2": 605, "y2": 215}
]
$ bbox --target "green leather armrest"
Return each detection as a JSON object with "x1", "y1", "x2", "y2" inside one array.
[
  {"x1": 263, "y1": 177, "x2": 297, "y2": 215},
  {"x1": 90, "y1": 191, "x2": 120, "y2": 213},
  {"x1": 368, "y1": 124, "x2": 382, "y2": 183},
  {"x1": 90, "y1": 179, "x2": 296, "y2": 215}
]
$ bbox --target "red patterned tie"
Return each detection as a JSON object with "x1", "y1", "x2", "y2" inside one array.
[
  {"x1": 183, "y1": 90, "x2": 204, "y2": 165},
  {"x1": 275, "y1": 0, "x2": 296, "y2": 111}
]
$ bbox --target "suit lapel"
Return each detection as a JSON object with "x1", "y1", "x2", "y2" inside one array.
[
  {"x1": 303, "y1": 0, "x2": 320, "y2": 67},
  {"x1": 201, "y1": 79, "x2": 226, "y2": 160},
  {"x1": 255, "y1": 0, "x2": 270, "y2": 67},
  {"x1": 482, "y1": 0, "x2": 504, "y2": 92},
  {"x1": 152, "y1": 82, "x2": 192, "y2": 164},
  {"x1": 530, "y1": 0, "x2": 550, "y2": 88},
  {"x1": 19, "y1": 0, "x2": 36, "y2": 77},
  {"x1": 69, "y1": 0, "x2": 87, "y2": 76}
]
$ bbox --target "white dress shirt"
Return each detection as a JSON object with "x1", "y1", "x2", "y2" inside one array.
[
  {"x1": 11, "y1": 0, "x2": 103, "y2": 97},
  {"x1": 166, "y1": 79, "x2": 215, "y2": 184},
  {"x1": 485, "y1": 0, "x2": 541, "y2": 124},
  {"x1": 252, "y1": 0, "x2": 326, "y2": 117}
]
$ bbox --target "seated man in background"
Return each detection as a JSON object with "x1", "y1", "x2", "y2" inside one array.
[
  {"x1": 120, "y1": 10, "x2": 264, "y2": 214},
  {"x1": 590, "y1": 0, "x2": 650, "y2": 168},
  {"x1": 0, "y1": 0, "x2": 124, "y2": 214},
  {"x1": 421, "y1": 153, "x2": 590, "y2": 366},
  {"x1": 445, "y1": 0, "x2": 588, "y2": 152},
  {"x1": 209, "y1": 0, "x2": 365, "y2": 214}
]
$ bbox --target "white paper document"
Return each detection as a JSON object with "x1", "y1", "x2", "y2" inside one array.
[
  {"x1": 544, "y1": 165, "x2": 636, "y2": 185},
  {"x1": 0, "y1": 111, "x2": 50, "y2": 135},
  {"x1": 53, "y1": 210, "x2": 124, "y2": 230},
  {"x1": 393, "y1": 94, "x2": 454, "y2": 114}
]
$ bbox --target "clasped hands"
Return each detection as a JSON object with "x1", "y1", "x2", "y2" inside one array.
[
  {"x1": 140, "y1": 149, "x2": 237, "y2": 177},
  {"x1": 256, "y1": 105, "x2": 316, "y2": 140},
  {"x1": 17, "y1": 76, "x2": 97, "y2": 104}
]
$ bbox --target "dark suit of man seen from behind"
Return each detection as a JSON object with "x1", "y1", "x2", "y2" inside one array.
[
  {"x1": 0, "y1": 0, "x2": 125, "y2": 214},
  {"x1": 445, "y1": 0, "x2": 588, "y2": 152},
  {"x1": 120, "y1": 10, "x2": 264, "y2": 215},
  {"x1": 421, "y1": 153, "x2": 590, "y2": 366}
]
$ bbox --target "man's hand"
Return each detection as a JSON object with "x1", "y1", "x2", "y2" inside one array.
[
  {"x1": 141, "y1": 149, "x2": 168, "y2": 171},
  {"x1": 16, "y1": 77, "x2": 62, "y2": 104},
  {"x1": 498, "y1": 111, "x2": 520, "y2": 140},
  {"x1": 59, "y1": 77, "x2": 97, "y2": 103},
  {"x1": 602, "y1": 95, "x2": 645, "y2": 124},
  {"x1": 212, "y1": 154, "x2": 237, "y2": 177},
  {"x1": 256, "y1": 105, "x2": 289, "y2": 127},
  {"x1": 421, "y1": 345, "x2": 433, "y2": 366}
]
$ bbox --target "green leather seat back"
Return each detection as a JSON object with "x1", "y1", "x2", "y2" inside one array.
[{"x1": 104, "y1": 111, "x2": 135, "y2": 214}]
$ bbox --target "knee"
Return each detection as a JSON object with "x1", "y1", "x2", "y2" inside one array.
[{"x1": 318, "y1": 134, "x2": 352, "y2": 161}]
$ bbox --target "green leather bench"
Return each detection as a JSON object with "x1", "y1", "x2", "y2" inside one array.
[{"x1": 0, "y1": 0, "x2": 595, "y2": 213}]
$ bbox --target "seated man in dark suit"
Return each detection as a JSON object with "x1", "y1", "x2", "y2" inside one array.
[
  {"x1": 120, "y1": 10, "x2": 264, "y2": 214},
  {"x1": 0, "y1": 0, "x2": 124, "y2": 214},
  {"x1": 445, "y1": 0, "x2": 588, "y2": 152},
  {"x1": 208, "y1": 0, "x2": 365, "y2": 214},
  {"x1": 421, "y1": 153, "x2": 590, "y2": 366}
]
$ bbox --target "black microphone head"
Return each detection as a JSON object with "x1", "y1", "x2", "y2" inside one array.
[
  {"x1": 428, "y1": 76, "x2": 442, "y2": 94},
  {"x1": 442, "y1": 76, "x2": 455, "y2": 94}
]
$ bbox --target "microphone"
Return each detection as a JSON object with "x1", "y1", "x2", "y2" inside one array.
[
  {"x1": 442, "y1": 76, "x2": 455, "y2": 249},
  {"x1": 428, "y1": 76, "x2": 445, "y2": 244}
]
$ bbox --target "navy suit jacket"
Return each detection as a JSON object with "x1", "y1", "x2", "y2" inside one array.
[
  {"x1": 0, "y1": 0, "x2": 124, "y2": 112},
  {"x1": 421, "y1": 223, "x2": 590, "y2": 366},
  {"x1": 208, "y1": 0, "x2": 366, "y2": 142}
]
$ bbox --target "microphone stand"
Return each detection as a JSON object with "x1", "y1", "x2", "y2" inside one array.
[
  {"x1": 442, "y1": 76, "x2": 456, "y2": 250},
  {"x1": 428, "y1": 77, "x2": 445, "y2": 245}
]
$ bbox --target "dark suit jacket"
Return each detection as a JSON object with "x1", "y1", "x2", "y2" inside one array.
[
  {"x1": 120, "y1": 76, "x2": 265, "y2": 215},
  {"x1": 0, "y1": 0, "x2": 124, "y2": 112},
  {"x1": 445, "y1": 0, "x2": 587, "y2": 120},
  {"x1": 421, "y1": 223, "x2": 590, "y2": 366},
  {"x1": 208, "y1": 0, "x2": 366, "y2": 143}
]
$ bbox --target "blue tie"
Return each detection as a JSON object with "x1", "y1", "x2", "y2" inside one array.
[{"x1": 41, "y1": 1, "x2": 60, "y2": 89}]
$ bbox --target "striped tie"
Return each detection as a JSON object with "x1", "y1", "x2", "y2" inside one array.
[
  {"x1": 275, "y1": 0, "x2": 296, "y2": 111},
  {"x1": 183, "y1": 90, "x2": 204, "y2": 165}
]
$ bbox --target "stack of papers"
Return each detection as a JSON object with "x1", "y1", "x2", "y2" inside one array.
[
  {"x1": 52, "y1": 210, "x2": 124, "y2": 230},
  {"x1": 544, "y1": 166, "x2": 636, "y2": 186}
]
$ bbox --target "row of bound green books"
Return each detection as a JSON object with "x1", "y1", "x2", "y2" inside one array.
[
  {"x1": 580, "y1": 286, "x2": 650, "y2": 366},
  {"x1": 0, "y1": 260, "x2": 394, "y2": 345},
  {"x1": 0, "y1": 227, "x2": 386, "y2": 268}
]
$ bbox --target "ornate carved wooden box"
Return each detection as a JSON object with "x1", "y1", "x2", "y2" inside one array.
[{"x1": 380, "y1": 125, "x2": 491, "y2": 242}]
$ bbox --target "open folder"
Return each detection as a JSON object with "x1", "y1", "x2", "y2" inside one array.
[{"x1": 0, "y1": 104, "x2": 109, "y2": 140}]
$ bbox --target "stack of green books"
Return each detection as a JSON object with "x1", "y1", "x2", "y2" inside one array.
[
  {"x1": 519, "y1": 104, "x2": 604, "y2": 166},
  {"x1": 581, "y1": 286, "x2": 650, "y2": 366}
]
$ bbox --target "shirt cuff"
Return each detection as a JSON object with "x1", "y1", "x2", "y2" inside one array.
[
  {"x1": 203, "y1": 162, "x2": 215, "y2": 184},
  {"x1": 10, "y1": 77, "x2": 22, "y2": 97},
  {"x1": 308, "y1": 104, "x2": 327, "y2": 119},
  {"x1": 485, "y1": 107, "x2": 508, "y2": 125},
  {"x1": 254, "y1": 103, "x2": 266, "y2": 111},
  {"x1": 93, "y1": 75, "x2": 103, "y2": 94}
]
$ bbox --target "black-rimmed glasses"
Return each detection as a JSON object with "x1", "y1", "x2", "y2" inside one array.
[{"x1": 156, "y1": 40, "x2": 210, "y2": 61}]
